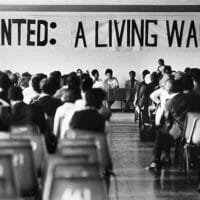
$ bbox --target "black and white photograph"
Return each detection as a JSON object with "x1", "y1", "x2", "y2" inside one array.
[{"x1": 0, "y1": 0, "x2": 200, "y2": 199}]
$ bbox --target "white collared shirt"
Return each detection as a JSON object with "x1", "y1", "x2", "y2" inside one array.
[{"x1": 54, "y1": 102, "x2": 74, "y2": 138}]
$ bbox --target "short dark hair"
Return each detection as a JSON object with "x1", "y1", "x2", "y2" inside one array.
[
  {"x1": 61, "y1": 89, "x2": 77, "y2": 103},
  {"x1": 61, "y1": 74, "x2": 69, "y2": 86},
  {"x1": 142, "y1": 70, "x2": 150, "y2": 79},
  {"x1": 91, "y1": 69, "x2": 99, "y2": 77},
  {"x1": 81, "y1": 77, "x2": 93, "y2": 92},
  {"x1": 32, "y1": 75, "x2": 45, "y2": 93},
  {"x1": 0, "y1": 72, "x2": 12, "y2": 90},
  {"x1": 129, "y1": 71, "x2": 136, "y2": 77},
  {"x1": 41, "y1": 78, "x2": 58, "y2": 96},
  {"x1": 10, "y1": 73, "x2": 18, "y2": 86},
  {"x1": 105, "y1": 68, "x2": 113, "y2": 76},
  {"x1": 86, "y1": 88, "x2": 106, "y2": 109},
  {"x1": 182, "y1": 73, "x2": 194, "y2": 91},
  {"x1": 190, "y1": 68, "x2": 200, "y2": 84},
  {"x1": 49, "y1": 71, "x2": 61, "y2": 79},
  {"x1": 67, "y1": 73, "x2": 80, "y2": 90},
  {"x1": 158, "y1": 58, "x2": 165, "y2": 65},
  {"x1": 8, "y1": 86, "x2": 23, "y2": 101},
  {"x1": 164, "y1": 65, "x2": 172, "y2": 74}
]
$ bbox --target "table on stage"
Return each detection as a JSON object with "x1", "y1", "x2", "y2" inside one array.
[{"x1": 106, "y1": 88, "x2": 135, "y2": 111}]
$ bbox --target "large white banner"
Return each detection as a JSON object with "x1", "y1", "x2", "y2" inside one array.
[{"x1": 0, "y1": 12, "x2": 200, "y2": 51}]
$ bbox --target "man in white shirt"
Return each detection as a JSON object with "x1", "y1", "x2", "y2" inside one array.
[{"x1": 53, "y1": 89, "x2": 77, "y2": 139}]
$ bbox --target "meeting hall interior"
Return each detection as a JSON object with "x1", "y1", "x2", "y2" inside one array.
[{"x1": 1, "y1": 0, "x2": 200, "y2": 200}]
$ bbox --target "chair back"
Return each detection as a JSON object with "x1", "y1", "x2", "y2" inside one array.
[
  {"x1": 10, "y1": 125, "x2": 40, "y2": 135},
  {"x1": 49, "y1": 177, "x2": 108, "y2": 200},
  {"x1": 59, "y1": 144, "x2": 100, "y2": 164},
  {"x1": 184, "y1": 112, "x2": 200, "y2": 144},
  {"x1": 10, "y1": 133, "x2": 47, "y2": 176},
  {"x1": 43, "y1": 155, "x2": 93, "y2": 200},
  {"x1": 66, "y1": 130, "x2": 113, "y2": 170},
  {"x1": 0, "y1": 139, "x2": 38, "y2": 197},
  {"x1": 44, "y1": 162, "x2": 107, "y2": 200},
  {"x1": 0, "y1": 153, "x2": 17, "y2": 198}
]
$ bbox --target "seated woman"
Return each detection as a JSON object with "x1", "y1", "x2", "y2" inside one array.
[
  {"x1": 104, "y1": 68, "x2": 119, "y2": 108},
  {"x1": 69, "y1": 88, "x2": 106, "y2": 132}
]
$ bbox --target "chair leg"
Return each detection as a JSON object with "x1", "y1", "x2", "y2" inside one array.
[
  {"x1": 178, "y1": 143, "x2": 184, "y2": 172},
  {"x1": 184, "y1": 145, "x2": 190, "y2": 177}
]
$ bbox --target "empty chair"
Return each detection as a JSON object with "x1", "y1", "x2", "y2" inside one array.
[
  {"x1": 0, "y1": 139, "x2": 38, "y2": 197},
  {"x1": 66, "y1": 129, "x2": 113, "y2": 171},
  {"x1": 43, "y1": 155, "x2": 96, "y2": 199},
  {"x1": 0, "y1": 153, "x2": 17, "y2": 199},
  {"x1": 49, "y1": 177, "x2": 108, "y2": 200},
  {"x1": 42, "y1": 154, "x2": 90, "y2": 182},
  {"x1": 43, "y1": 161, "x2": 108, "y2": 200},
  {"x1": 182, "y1": 112, "x2": 200, "y2": 176},
  {"x1": 58, "y1": 143, "x2": 101, "y2": 165},
  {"x1": 10, "y1": 133, "x2": 48, "y2": 177},
  {"x1": 54, "y1": 163, "x2": 103, "y2": 178}
]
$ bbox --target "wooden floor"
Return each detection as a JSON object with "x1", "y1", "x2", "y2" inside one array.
[{"x1": 107, "y1": 113, "x2": 200, "y2": 200}]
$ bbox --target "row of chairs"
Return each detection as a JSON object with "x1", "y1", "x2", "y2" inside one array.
[
  {"x1": 43, "y1": 129, "x2": 116, "y2": 200},
  {"x1": 179, "y1": 112, "x2": 200, "y2": 183},
  {"x1": 0, "y1": 126, "x2": 117, "y2": 200},
  {"x1": 0, "y1": 126, "x2": 47, "y2": 199}
]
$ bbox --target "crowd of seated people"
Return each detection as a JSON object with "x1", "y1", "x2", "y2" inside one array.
[
  {"x1": 0, "y1": 68, "x2": 116, "y2": 199},
  {"x1": 1, "y1": 60, "x2": 200, "y2": 195},
  {"x1": 0, "y1": 69, "x2": 113, "y2": 150},
  {"x1": 132, "y1": 61, "x2": 200, "y2": 184}
]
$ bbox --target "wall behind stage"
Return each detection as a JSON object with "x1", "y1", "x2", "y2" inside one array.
[{"x1": 0, "y1": 12, "x2": 200, "y2": 85}]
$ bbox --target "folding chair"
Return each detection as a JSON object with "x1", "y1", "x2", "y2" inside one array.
[
  {"x1": 43, "y1": 154, "x2": 90, "y2": 181},
  {"x1": 64, "y1": 130, "x2": 118, "y2": 198},
  {"x1": 65, "y1": 129, "x2": 113, "y2": 171},
  {"x1": 182, "y1": 112, "x2": 200, "y2": 178},
  {"x1": 43, "y1": 162, "x2": 108, "y2": 200},
  {"x1": 10, "y1": 133, "x2": 48, "y2": 177},
  {"x1": 0, "y1": 153, "x2": 17, "y2": 199},
  {"x1": 42, "y1": 155, "x2": 96, "y2": 199},
  {"x1": 58, "y1": 143, "x2": 101, "y2": 165},
  {"x1": 0, "y1": 139, "x2": 38, "y2": 197}
]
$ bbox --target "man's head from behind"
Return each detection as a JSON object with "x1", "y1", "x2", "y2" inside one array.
[
  {"x1": 86, "y1": 88, "x2": 106, "y2": 110},
  {"x1": 40, "y1": 78, "x2": 58, "y2": 96},
  {"x1": 61, "y1": 89, "x2": 78, "y2": 103},
  {"x1": 8, "y1": 86, "x2": 23, "y2": 101}
]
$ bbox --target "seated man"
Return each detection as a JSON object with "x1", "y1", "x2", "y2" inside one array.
[
  {"x1": 124, "y1": 70, "x2": 138, "y2": 111},
  {"x1": 33, "y1": 78, "x2": 62, "y2": 118},
  {"x1": 8, "y1": 86, "x2": 46, "y2": 132},
  {"x1": 53, "y1": 89, "x2": 77, "y2": 139},
  {"x1": 69, "y1": 88, "x2": 106, "y2": 132}
]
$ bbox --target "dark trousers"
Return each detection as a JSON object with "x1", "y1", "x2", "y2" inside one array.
[{"x1": 153, "y1": 128, "x2": 174, "y2": 162}]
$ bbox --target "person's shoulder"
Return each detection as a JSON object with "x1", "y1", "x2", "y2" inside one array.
[{"x1": 74, "y1": 99, "x2": 86, "y2": 110}]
